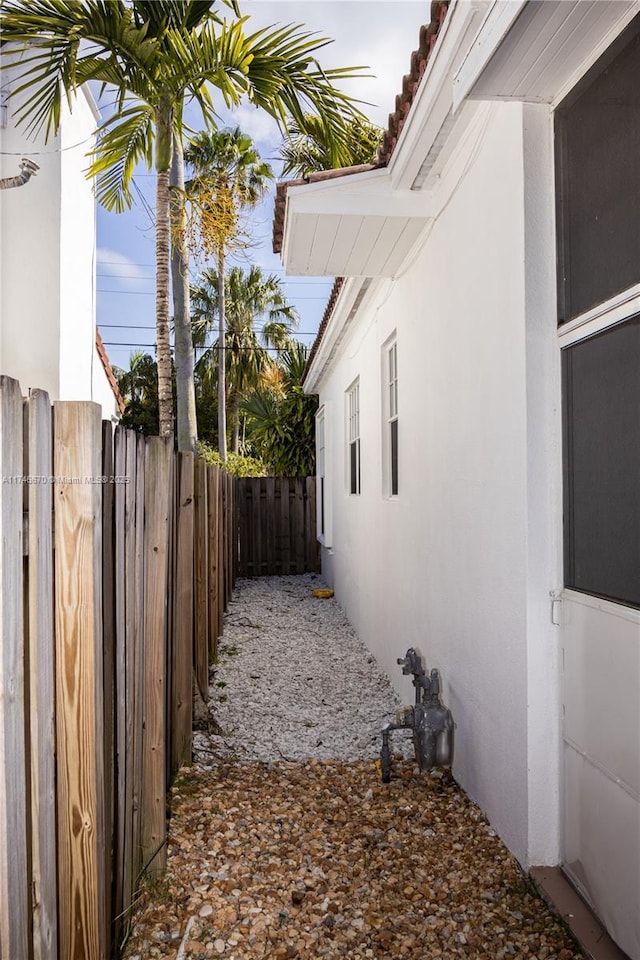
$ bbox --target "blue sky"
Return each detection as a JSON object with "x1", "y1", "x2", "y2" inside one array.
[{"x1": 96, "y1": 1, "x2": 425, "y2": 371}]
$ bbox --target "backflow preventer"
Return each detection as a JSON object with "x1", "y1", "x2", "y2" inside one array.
[{"x1": 380, "y1": 648, "x2": 454, "y2": 783}]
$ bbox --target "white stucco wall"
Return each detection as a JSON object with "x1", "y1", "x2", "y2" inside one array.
[
  {"x1": 314, "y1": 101, "x2": 562, "y2": 869},
  {"x1": 0, "y1": 53, "x2": 110, "y2": 414}
]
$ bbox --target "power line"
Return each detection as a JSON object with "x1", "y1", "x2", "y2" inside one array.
[
  {"x1": 97, "y1": 289, "x2": 328, "y2": 299},
  {"x1": 100, "y1": 323, "x2": 317, "y2": 333},
  {"x1": 103, "y1": 341, "x2": 311, "y2": 351},
  {"x1": 97, "y1": 271, "x2": 332, "y2": 285}
]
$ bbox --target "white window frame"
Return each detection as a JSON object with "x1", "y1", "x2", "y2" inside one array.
[
  {"x1": 346, "y1": 378, "x2": 361, "y2": 496},
  {"x1": 315, "y1": 403, "x2": 332, "y2": 547},
  {"x1": 382, "y1": 336, "x2": 399, "y2": 498}
]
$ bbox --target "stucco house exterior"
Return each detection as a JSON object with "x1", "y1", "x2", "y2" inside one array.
[
  {"x1": 0, "y1": 51, "x2": 123, "y2": 419},
  {"x1": 274, "y1": 2, "x2": 640, "y2": 957}
]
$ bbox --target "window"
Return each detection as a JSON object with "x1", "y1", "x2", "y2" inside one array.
[
  {"x1": 315, "y1": 404, "x2": 332, "y2": 546},
  {"x1": 562, "y1": 317, "x2": 640, "y2": 609},
  {"x1": 557, "y1": 17, "x2": 640, "y2": 609},
  {"x1": 383, "y1": 338, "x2": 398, "y2": 497},
  {"x1": 347, "y1": 380, "x2": 361, "y2": 495},
  {"x1": 555, "y1": 15, "x2": 640, "y2": 323}
]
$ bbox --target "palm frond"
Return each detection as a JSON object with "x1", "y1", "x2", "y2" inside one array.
[{"x1": 88, "y1": 103, "x2": 155, "y2": 211}]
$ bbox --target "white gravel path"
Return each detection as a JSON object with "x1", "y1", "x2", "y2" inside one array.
[{"x1": 194, "y1": 574, "x2": 413, "y2": 767}]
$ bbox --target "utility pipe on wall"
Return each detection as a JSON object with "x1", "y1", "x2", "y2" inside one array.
[{"x1": 0, "y1": 157, "x2": 39, "y2": 190}]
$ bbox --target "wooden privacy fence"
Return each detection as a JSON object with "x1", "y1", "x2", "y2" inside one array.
[
  {"x1": 0, "y1": 376, "x2": 236, "y2": 960},
  {"x1": 237, "y1": 477, "x2": 320, "y2": 577}
]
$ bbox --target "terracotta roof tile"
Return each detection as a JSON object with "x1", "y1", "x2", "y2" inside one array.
[
  {"x1": 96, "y1": 329, "x2": 125, "y2": 415},
  {"x1": 275, "y1": 1, "x2": 450, "y2": 384}
]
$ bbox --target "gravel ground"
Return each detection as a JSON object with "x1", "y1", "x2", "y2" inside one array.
[{"x1": 123, "y1": 576, "x2": 583, "y2": 960}]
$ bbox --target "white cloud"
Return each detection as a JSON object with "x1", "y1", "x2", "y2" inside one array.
[{"x1": 96, "y1": 247, "x2": 149, "y2": 281}]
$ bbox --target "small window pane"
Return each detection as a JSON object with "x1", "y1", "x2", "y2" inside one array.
[
  {"x1": 562, "y1": 316, "x2": 640, "y2": 607},
  {"x1": 350, "y1": 440, "x2": 359, "y2": 495},
  {"x1": 390, "y1": 418, "x2": 398, "y2": 497}
]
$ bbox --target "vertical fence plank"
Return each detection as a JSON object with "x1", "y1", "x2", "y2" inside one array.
[
  {"x1": 140, "y1": 437, "x2": 172, "y2": 877},
  {"x1": 232, "y1": 476, "x2": 238, "y2": 586},
  {"x1": 226, "y1": 473, "x2": 233, "y2": 601},
  {"x1": 131, "y1": 435, "x2": 146, "y2": 888},
  {"x1": 280, "y1": 478, "x2": 291, "y2": 576},
  {"x1": 53, "y1": 400, "x2": 106, "y2": 960},
  {"x1": 305, "y1": 478, "x2": 317, "y2": 574},
  {"x1": 294, "y1": 479, "x2": 305, "y2": 574},
  {"x1": 217, "y1": 470, "x2": 225, "y2": 637},
  {"x1": 265, "y1": 478, "x2": 275, "y2": 576},
  {"x1": 26, "y1": 389, "x2": 57, "y2": 960},
  {"x1": 0, "y1": 377, "x2": 30, "y2": 960},
  {"x1": 101, "y1": 422, "x2": 115, "y2": 960},
  {"x1": 193, "y1": 460, "x2": 209, "y2": 702},
  {"x1": 207, "y1": 466, "x2": 220, "y2": 661},
  {"x1": 172, "y1": 453, "x2": 194, "y2": 774},
  {"x1": 112, "y1": 426, "x2": 128, "y2": 948}
]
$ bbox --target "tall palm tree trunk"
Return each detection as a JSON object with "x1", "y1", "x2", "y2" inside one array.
[
  {"x1": 155, "y1": 101, "x2": 174, "y2": 438},
  {"x1": 170, "y1": 137, "x2": 197, "y2": 453},
  {"x1": 217, "y1": 247, "x2": 227, "y2": 461}
]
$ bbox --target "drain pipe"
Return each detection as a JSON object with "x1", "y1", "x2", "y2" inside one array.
[
  {"x1": 379, "y1": 647, "x2": 454, "y2": 783},
  {"x1": 0, "y1": 157, "x2": 40, "y2": 190}
]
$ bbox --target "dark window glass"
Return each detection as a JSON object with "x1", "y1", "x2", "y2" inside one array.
[
  {"x1": 562, "y1": 316, "x2": 640, "y2": 607},
  {"x1": 555, "y1": 15, "x2": 640, "y2": 323},
  {"x1": 390, "y1": 419, "x2": 398, "y2": 496},
  {"x1": 320, "y1": 477, "x2": 325, "y2": 536},
  {"x1": 350, "y1": 439, "x2": 360, "y2": 495}
]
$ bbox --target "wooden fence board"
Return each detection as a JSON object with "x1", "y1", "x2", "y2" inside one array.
[
  {"x1": 207, "y1": 467, "x2": 220, "y2": 661},
  {"x1": 140, "y1": 438, "x2": 172, "y2": 877},
  {"x1": 236, "y1": 477, "x2": 319, "y2": 578},
  {"x1": 131, "y1": 435, "x2": 146, "y2": 887},
  {"x1": 53, "y1": 400, "x2": 106, "y2": 960},
  {"x1": 112, "y1": 426, "x2": 128, "y2": 947},
  {"x1": 217, "y1": 470, "x2": 225, "y2": 637},
  {"x1": 280, "y1": 478, "x2": 290, "y2": 576},
  {"x1": 101, "y1": 423, "x2": 115, "y2": 959},
  {"x1": 193, "y1": 460, "x2": 209, "y2": 701},
  {"x1": 0, "y1": 376, "x2": 29, "y2": 960},
  {"x1": 172, "y1": 453, "x2": 194, "y2": 774},
  {"x1": 26, "y1": 389, "x2": 57, "y2": 960}
]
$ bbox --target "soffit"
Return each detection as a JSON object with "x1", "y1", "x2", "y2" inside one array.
[{"x1": 454, "y1": 0, "x2": 640, "y2": 109}]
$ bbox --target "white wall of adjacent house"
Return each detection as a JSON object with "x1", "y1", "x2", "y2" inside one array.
[
  {"x1": 0, "y1": 55, "x2": 116, "y2": 418},
  {"x1": 315, "y1": 100, "x2": 562, "y2": 870}
]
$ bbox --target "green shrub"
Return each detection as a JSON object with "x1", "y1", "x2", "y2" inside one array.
[{"x1": 198, "y1": 442, "x2": 267, "y2": 477}]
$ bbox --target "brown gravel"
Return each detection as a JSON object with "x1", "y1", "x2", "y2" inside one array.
[{"x1": 122, "y1": 759, "x2": 583, "y2": 960}]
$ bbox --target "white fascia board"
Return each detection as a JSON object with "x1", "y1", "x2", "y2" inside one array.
[
  {"x1": 452, "y1": 0, "x2": 528, "y2": 112},
  {"x1": 388, "y1": 0, "x2": 492, "y2": 192},
  {"x1": 286, "y1": 170, "x2": 435, "y2": 220},
  {"x1": 304, "y1": 277, "x2": 384, "y2": 394},
  {"x1": 81, "y1": 84, "x2": 102, "y2": 124}
]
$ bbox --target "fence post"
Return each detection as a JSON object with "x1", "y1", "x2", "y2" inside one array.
[
  {"x1": 26, "y1": 389, "x2": 57, "y2": 960},
  {"x1": 53, "y1": 399, "x2": 106, "y2": 960},
  {"x1": 140, "y1": 437, "x2": 172, "y2": 877},
  {"x1": 0, "y1": 376, "x2": 30, "y2": 960}
]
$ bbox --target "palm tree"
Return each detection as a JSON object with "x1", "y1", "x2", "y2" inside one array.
[
  {"x1": 113, "y1": 350, "x2": 161, "y2": 435},
  {"x1": 191, "y1": 264, "x2": 297, "y2": 453},
  {"x1": 185, "y1": 129, "x2": 274, "y2": 460},
  {"x1": 243, "y1": 341, "x2": 318, "y2": 476},
  {"x1": 278, "y1": 114, "x2": 383, "y2": 178},
  {"x1": 1, "y1": 0, "x2": 368, "y2": 446}
]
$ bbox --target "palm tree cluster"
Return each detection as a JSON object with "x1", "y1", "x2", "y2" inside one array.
[
  {"x1": 1, "y1": 0, "x2": 367, "y2": 450},
  {"x1": 191, "y1": 264, "x2": 297, "y2": 454}
]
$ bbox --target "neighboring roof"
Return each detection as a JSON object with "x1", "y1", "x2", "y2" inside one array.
[
  {"x1": 283, "y1": 0, "x2": 450, "y2": 385},
  {"x1": 96, "y1": 329, "x2": 125, "y2": 415}
]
